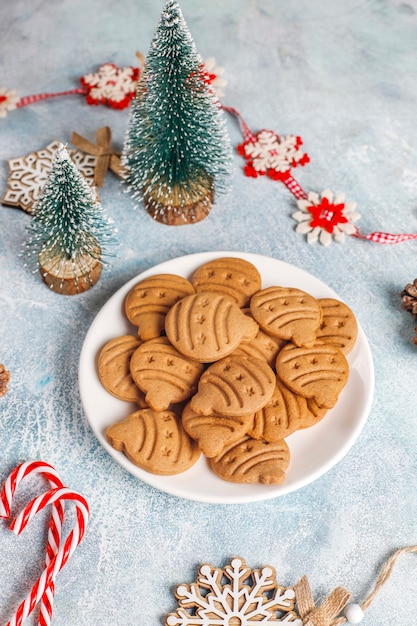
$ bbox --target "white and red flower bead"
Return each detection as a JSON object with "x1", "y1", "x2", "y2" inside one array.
[
  {"x1": 292, "y1": 188, "x2": 361, "y2": 246},
  {"x1": 0, "y1": 87, "x2": 19, "y2": 118},
  {"x1": 203, "y1": 57, "x2": 227, "y2": 98}
]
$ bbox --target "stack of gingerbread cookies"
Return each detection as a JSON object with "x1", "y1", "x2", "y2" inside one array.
[{"x1": 98, "y1": 257, "x2": 357, "y2": 486}]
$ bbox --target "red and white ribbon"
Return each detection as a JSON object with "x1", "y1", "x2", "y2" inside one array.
[
  {"x1": 353, "y1": 227, "x2": 417, "y2": 244},
  {"x1": 1, "y1": 461, "x2": 89, "y2": 626},
  {"x1": 15, "y1": 89, "x2": 87, "y2": 109}
]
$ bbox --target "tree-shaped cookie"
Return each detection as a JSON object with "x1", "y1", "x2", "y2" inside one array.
[
  {"x1": 121, "y1": 0, "x2": 232, "y2": 225},
  {"x1": 23, "y1": 143, "x2": 115, "y2": 295}
]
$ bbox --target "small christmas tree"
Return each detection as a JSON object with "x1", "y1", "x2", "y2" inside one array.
[
  {"x1": 122, "y1": 0, "x2": 232, "y2": 225},
  {"x1": 24, "y1": 143, "x2": 115, "y2": 295}
]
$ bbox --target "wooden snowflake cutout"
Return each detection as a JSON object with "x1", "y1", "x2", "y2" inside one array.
[
  {"x1": 2, "y1": 141, "x2": 97, "y2": 214},
  {"x1": 165, "y1": 557, "x2": 302, "y2": 626},
  {"x1": 80, "y1": 62, "x2": 140, "y2": 109},
  {"x1": 237, "y1": 130, "x2": 309, "y2": 180}
]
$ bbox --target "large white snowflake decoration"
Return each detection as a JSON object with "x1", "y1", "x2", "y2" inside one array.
[
  {"x1": 165, "y1": 557, "x2": 302, "y2": 626},
  {"x1": 2, "y1": 141, "x2": 97, "y2": 214},
  {"x1": 238, "y1": 130, "x2": 309, "y2": 180},
  {"x1": 80, "y1": 62, "x2": 140, "y2": 109}
]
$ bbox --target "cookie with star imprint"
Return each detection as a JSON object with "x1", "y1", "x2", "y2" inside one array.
[
  {"x1": 190, "y1": 355, "x2": 275, "y2": 417},
  {"x1": 106, "y1": 409, "x2": 200, "y2": 475},
  {"x1": 316, "y1": 298, "x2": 358, "y2": 355},
  {"x1": 98, "y1": 334, "x2": 147, "y2": 406},
  {"x1": 165, "y1": 291, "x2": 258, "y2": 363},
  {"x1": 181, "y1": 402, "x2": 254, "y2": 458},
  {"x1": 276, "y1": 340, "x2": 349, "y2": 409},
  {"x1": 250, "y1": 286, "x2": 322, "y2": 347},
  {"x1": 125, "y1": 273, "x2": 195, "y2": 341},
  {"x1": 210, "y1": 435, "x2": 290, "y2": 484},
  {"x1": 130, "y1": 337, "x2": 205, "y2": 411},
  {"x1": 191, "y1": 256, "x2": 262, "y2": 308},
  {"x1": 248, "y1": 379, "x2": 307, "y2": 442}
]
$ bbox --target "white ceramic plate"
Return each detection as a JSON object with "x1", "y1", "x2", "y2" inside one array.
[{"x1": 79, "y1": 251, "x2": 374, "y2": 504}]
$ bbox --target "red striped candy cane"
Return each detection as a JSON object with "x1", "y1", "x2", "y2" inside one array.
[
  {"x1": 6, "y1": 487, "x2": 89, "y2": 626},
  {"x1": 1, "y1": 462, "x2": 64, "y2": 626}
]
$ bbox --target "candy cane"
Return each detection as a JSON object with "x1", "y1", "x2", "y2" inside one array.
[
  {"x1": 6, "y1": 486, "x2": 89, "y2": 626},
  {"x1": 0, "y1": 461, "x2": 65, "y2": 625}
]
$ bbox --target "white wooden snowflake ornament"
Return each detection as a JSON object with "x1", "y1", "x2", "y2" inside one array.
[
  {"x1": 292, "y1": 189, "x2": 361, "y2": 246},
  {"x1": 2, "y1": 141, "x2": 97, "y2": 214},
  {"x1": 165, "y1": 557, "x2": 302, "y2": 626}
]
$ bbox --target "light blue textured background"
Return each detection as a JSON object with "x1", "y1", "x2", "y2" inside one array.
[{"x1": 1, "y1": 1, "x2": 417, "y2": 624}]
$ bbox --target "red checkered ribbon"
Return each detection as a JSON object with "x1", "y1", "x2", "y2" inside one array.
[
  {"x1": 353, "y1": 228, "x2": 417, "y2": 244},
  {"x1": 221, "y1": 105, "x2": 256, "y2": 142},
  {"x1": 16, "y1": 89, "x2": 87, "y2": 108}
]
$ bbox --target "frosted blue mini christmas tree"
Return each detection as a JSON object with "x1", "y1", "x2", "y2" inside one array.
[
  {"x1": 122, "y1": 0, "x2": 232, "y2": 225},
  {"x1": 24, "y1": 143, "x2": 115, "y2": 294}
]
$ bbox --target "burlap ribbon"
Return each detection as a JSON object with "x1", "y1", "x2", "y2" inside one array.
[
  {"x1": 294, "y1": 576, "x2": 351, "y2": 626},
  {"x1": 70, "y1": 126, "x2": 125, "y2": 186}
]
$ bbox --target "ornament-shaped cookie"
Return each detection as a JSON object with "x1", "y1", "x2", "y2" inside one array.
[
  {"x1": 250, "y1": 286, "x2": 322, "y2": 347},
  {"x1": 276, "y1": 341, "x2": 349, "y2": 409},
  {"x1": 125, "y1": 273, "x2": 195, "y2": 341},
  {"x1": 210, "y1": 435, "x2": 290, "y2": 484},
  {"x1": 165, "y1": 291, "x2": 258, "y2": 363},
  {"x1": 316, "y1": 298, "x2": 358, "y2": 355},
  {"x1": 192, "y1": 257, "x2": 262, "y2": 307},
  {"x1": 248, "y1": 380, "x2": 307, "y2": 442},
  {"x1": 181, "y1": 402, "x2": 254, "y2": 458},
  {"x1": 98, "y1": 334, "x2": 147, "y2": 406},
  {"x1": 130, "y1": 337, "x2": 204, "y2": 411},
  {"x1": 298, "y1": 398, "x2": 328, "y2": 429},
  {"x1": 106, "y1": 409, "x2": 200, "y2": 475},
  {"x1": 233, "y1": 309, "x2": 286, "y2": 368},
  {"x1": 190, "y1": 355, "x2": 275, "y2": 416}
]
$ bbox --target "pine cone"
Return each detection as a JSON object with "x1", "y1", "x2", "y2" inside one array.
[
  {"x1": 401, "y1": 279, "x2": 417, "y2": 315},
  {"x1": 0, "y1": 364, "x2": 10, "y2": 397}
]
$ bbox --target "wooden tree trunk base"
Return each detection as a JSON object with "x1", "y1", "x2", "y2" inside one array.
[
  {"x1": 144, "y1": 189, "x2": 214, "y2": 226},
  {"x1": 38, "y1": 248, "x2": 102, "y2": 295}
]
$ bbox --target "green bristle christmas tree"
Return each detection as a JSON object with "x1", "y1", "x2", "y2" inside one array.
[
  {"x1": 122, "y1": 0, "x2": 232, "y2": 225},
  {"x1": 24, "y1": 143, "x2": 115, "y2": 295}
]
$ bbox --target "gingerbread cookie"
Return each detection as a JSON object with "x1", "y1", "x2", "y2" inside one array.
[
  {"x1": 298, "y1": 398, "x2": 328, "y2": 429},
  {"x1": 316, "y1": 298, "x2": 358, "y2": 355},
  {"x1": 125, "y1": 273, "x2": 195, "y2": 341},
  {"x1": 165, "y1": 291, "x2": 258, "y2": 363},
  {"x1": 191, "y1": 256, "x2": 262, "y2": 307},
  {"x1": 106, "y1": 409, "x2": 200, "y2": 475},
  {"x1": 250, "y1": 286, "x2": 322, "y2": 347},
  {"x1": 190, "y1": 355, "x2": 275, "y2": 416},
  {"x1": 248, "y1": 379, "x2": 307, "y2": 442},
  {"x1": 129, "y1": 337, "x2": 205, "y2": 411},
  {"x1": 98, "y1": 335, "x2": 147, "y2": 406},
  {"x1": 276, "y1": 341, "x2": 349, "y2": 409},
  {"x1": 181, "y1": 402, "x2": 254, "y2": 458},
  {"x1": 232, "y1": 309, "x2": 286, "y2": 367},
  {"x1": 210, "y1": 435, "x2": 290, "y2": 484}
]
